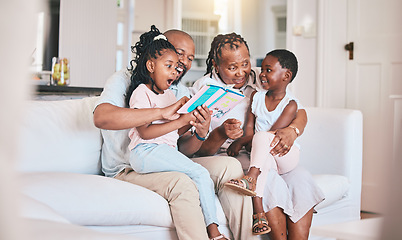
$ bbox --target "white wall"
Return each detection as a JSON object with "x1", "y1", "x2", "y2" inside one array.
[
  {"x1": 59, "y1": 0, "x2": 117, "y2": 88},
  {"x1": 182, "y1": 0, "x2": 215, "y2": 16},
  {"x1": 240, "y1": 0, "x2": 260, "y2": 59},
  {"x1": 286, "y1": 0, "x2": 318, "y2": 107},
  {"x1": 133, "y1": 0, "x2": 182, "y2": 35},
  {"x1": 55, "y1": 0, "x2": 317, "y2": 98},
  {"x1": 241, "y1": 0, "x2": 286, "y2": 61}
]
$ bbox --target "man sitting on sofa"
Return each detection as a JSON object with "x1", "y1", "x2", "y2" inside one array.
[{"x1": 93, "y1": 28, "x2": 258, "y2": 240}]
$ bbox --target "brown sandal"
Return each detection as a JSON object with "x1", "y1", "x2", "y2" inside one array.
[
  {"x1": 252, "y1": 212, "x2": 271, "y2": 235},
  {"x1": 224, "y1": 175, "x2": 256, "y2": 196}
]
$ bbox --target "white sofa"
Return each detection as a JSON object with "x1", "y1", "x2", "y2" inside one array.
[{"x1": 16, "y1": 96, "x2": 363, "y2": 239}]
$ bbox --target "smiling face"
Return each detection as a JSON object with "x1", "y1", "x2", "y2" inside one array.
[
  {"x1": 213, "y1": 42, "x2": 251, "y2": 89},
  {"x1": 259, "y1": 54, "x2": 291, "y2": 92},
  {"x1": 147, "y1": 49, "x2": 179, "y2": 94},
  {"x1": 165, "y1": 32, "x2": 195, "y2": 82}
]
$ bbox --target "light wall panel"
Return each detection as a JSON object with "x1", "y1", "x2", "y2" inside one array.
[{"x1": 59, "y1": 0, "x2": 117, "y2": 87}]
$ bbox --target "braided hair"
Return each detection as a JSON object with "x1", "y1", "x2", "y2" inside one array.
[
  {"x1": 267, "y1": 49, "x2": 298, "y2": 82},
  {"x1": 125, "y1": 25, "x2": 177, "y2": 107},
  {"x1": 205, "y1": 32, "x2": 250, "y2": 76}
]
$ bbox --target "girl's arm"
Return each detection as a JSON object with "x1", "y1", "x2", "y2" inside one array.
[
  {"x1": 226, "y1": 90, "x2": 257, "y2": 156},
  {"x1": 294, "y1": 109, "x2": 307, "y2": 134},
  {"x1": 136, "y1": 112, "x2": 195, "y2": 140},
  {"x1": 270, "y1": 100, "x2": 298, "y2": 131}
]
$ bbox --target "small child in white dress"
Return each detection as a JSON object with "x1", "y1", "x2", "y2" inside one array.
[{"x1": 225, "y1": 49, "x2": 302, "y2": 236}]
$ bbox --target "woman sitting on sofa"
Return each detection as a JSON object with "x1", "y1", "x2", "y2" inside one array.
[
  {"x1": 93, "y1": 27, "x2": 257, "y2": 240},
  {"x1": 190, "y1": 32, "x2": 324, "y2": 240}
]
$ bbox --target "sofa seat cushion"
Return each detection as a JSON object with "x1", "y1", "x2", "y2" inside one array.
[
  {"x1": 20, "y1": 195, "x2": 71, "y2": 224},
  {"x1": 20, "y1": 172, "x2": 174, "y2": 227},
  {"x1": 24, "y1": 219, "x2": 138, "y2": 240},
  {"x1": 313, "y1": 174, "x2": 350, "y2": 210}
]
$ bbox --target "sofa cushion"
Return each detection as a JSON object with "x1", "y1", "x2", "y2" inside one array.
[
  {"x1": 313, "y1": 174, "x2": 350, "y2": 210},
  {"x1": 19, "y1": 195, "x2": 70, "y2": 224},
  {"x1": 17, "y1": 97, "x2": 102, "y2": 174},
  {"x1": 24, "y1": 219, "x2": 137, "y2": 240},
  {"x1": 20, "y1": 172, "x2": 174, "y2": 227}
]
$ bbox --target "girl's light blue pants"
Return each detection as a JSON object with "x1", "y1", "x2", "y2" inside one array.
[{"x1": 130, "y1": 143, "x2": 219, "y2": 227}]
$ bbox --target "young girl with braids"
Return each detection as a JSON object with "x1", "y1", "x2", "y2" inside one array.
[
  {"x1": 126, "y1": 25, "x2": 229, "y2": 240},
  {"x1": 190, "y1": 33, "x2": 324, "y2": 239}
]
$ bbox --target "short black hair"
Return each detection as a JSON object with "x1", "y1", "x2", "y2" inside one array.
[{"x1": 267, "y1": 49, "x2": 298, "y2": 82}]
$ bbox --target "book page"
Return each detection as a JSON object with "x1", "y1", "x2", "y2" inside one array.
[
  {"x1": 177, "y1": 85, "x2": 244, "y2": 121},
  {"x1": 177, "y1": 85, "x2": 224, "y2": 113},
  {"x1": 209, "y1": 90, "x2": 244, "y2": 121}
]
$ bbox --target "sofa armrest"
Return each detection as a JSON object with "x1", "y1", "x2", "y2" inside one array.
[{"x1": 298, "y1": 107, "x2": 363, "y2": 211}]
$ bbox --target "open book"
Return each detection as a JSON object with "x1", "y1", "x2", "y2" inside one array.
[{"x1": 177, "y1": 84, "x2": 245, "y2": 121}]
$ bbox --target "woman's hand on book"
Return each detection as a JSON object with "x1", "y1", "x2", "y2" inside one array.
[{"x1": 190, "y1": 104, "x2": 211, "y2": 138}]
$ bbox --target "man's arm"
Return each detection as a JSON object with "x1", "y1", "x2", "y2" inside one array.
[
  {"x1": 178, "y1": 105, "x2": 211, "y2": 157},
  {"x1": 195, "y1": 118, "x2": 243, "y2": 156},
  {"x1": 193, "y1": 126, "x2": 228, "y2": 156},
  {"x1": 94, "y1": 103, "x2": 164, "y2": 130},
  {"x1": 93, "y1": 97, "x2": 188, "y2": 130}
]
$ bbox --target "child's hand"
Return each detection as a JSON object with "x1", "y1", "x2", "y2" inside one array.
[
  {"x1": 178, "y1": 111, "x2": 197, "y2": 125},
  {"x1": 190, "y1": 104, "x2": 211, "y2": 138},
  {"x1": 221, "y1": 119, "x2": 243, "y2": 140},
  {"x1": 226, "y1": 139, "x2": 243, "y2": 156},
  {"x1": 162, "y1": 96, "x2": 189, "y2": 120}
]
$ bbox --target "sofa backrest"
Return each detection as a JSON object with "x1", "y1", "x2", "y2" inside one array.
[
  {"x1": 17, "y1": 97, "x2": 102, "y2": 175},
  {"x1": 299, "y1": 107, "x2": 363, "y2": 178},
  {"x1": 16, "y1": 99, "x2": 363, "y2": 181}
]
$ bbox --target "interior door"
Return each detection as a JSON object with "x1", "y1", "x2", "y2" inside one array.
[{"x1": 346, "y1": 0, "x2": 402, "y2": 213}]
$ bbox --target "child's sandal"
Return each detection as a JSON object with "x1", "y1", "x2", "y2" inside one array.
[
  {"x1": 224, "y1": 175, "x2": 257, "y2": 196},
  {"x1": 210, "y1": 234, "x2": 230, "y2": 240},
  {"x1": 252, "y1": 212, "x2": 271, "y2": 235}
]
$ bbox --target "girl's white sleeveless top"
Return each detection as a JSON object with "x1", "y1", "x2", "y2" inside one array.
[
  {"x1": 251, "y1": 91, "x2": 298, "y2": 132},
  {"x1": 251, "y1": 90, "x2": 301, "y2": 148}
]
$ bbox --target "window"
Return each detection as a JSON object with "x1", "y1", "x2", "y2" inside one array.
[{"x1": 182, "y1": 15, "x2": 220, "y2": 69}]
